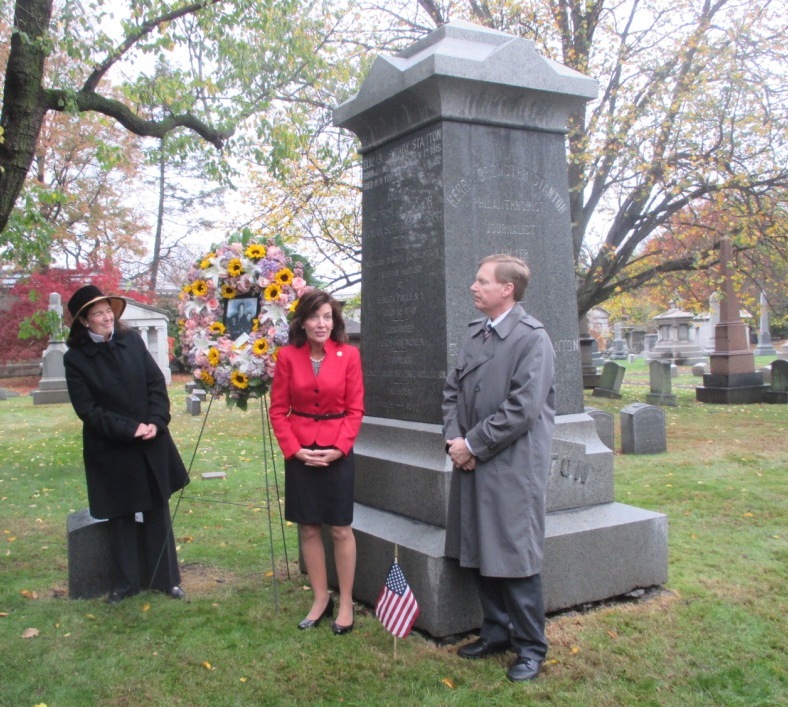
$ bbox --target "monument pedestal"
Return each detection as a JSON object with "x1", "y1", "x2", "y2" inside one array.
[
  {"x1": 323, "y1": 414, "x2": 668, "y2": 638},
  {"x1": 696, "y1": 371, "x2": 767, "y2": 403}
]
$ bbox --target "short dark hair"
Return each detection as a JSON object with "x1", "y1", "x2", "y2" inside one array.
[
  {"x1": 480, "y1": 254, "x2": 531, "y2": 301},
  {"x1": 288, "y1": 290, "x2": 347, "y2": 346}
]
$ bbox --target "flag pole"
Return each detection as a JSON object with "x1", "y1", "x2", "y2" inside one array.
[{"x1": 393, "y1": 543, "x2": 399, "y2": 657}]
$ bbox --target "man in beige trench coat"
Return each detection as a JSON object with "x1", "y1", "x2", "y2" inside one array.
[{"x1": 443, "y1": 254, "x2": 556, "y2": 682}]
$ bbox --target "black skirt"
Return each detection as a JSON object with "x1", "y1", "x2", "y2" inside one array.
[{"x1": 284, "y1": 448, "x2": 355, "y2": 526}]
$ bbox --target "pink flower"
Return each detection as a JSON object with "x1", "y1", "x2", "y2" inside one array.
[{"x1": 206, "y1": 298, "x2": 220, "y2": 311}]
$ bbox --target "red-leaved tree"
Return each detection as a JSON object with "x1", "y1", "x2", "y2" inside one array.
[{"x1": 0, "y1": 263, "x2": 150, "y2": 364}]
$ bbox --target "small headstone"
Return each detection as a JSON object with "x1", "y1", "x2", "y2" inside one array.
[
  {"x1": 0, "y1": 389, "x2": 7, "y2": 401},
  {"x1": 628, "y1": 353, "x2": 636, "y2": 363},
  {"x1": 185, "y1": 381, "x2": 198, "y2": 394},
  {"x1": 671, "y1": 364, "x2": 678, "y2": 378},
  {"x1": 186, "y1": 395, "x2": 202, "y2": 416},
  {"x1": 691, "y1": 362, "x2": 707, "y2": 377},
  {"x1": 201, "y1": 471, "x2": 228, "y2": 480},
  {"x1": 620, "y1": 403, "x2": 667, "y2": 454},
  {"x1": 192, "y1": 388, "x2": 207, "y2": 401},
  {"x1": 67, "y1": 509, "x2": 148, "y2": 599},
  {"x1": 645, "y1": 361, "x2": 677, "y2": 407},
  {"x1": 585, "y1": 406, "x2": 614, "y2": 451},
  {"x1": 592, "y1": 361, "x2": 625, "y2": 399},
  {"x1": 764, "y1": 359, "x2": 788, "y2": 404}
]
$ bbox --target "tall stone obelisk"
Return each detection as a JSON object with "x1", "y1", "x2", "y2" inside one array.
[
  {"x1": 333, "y1": 21, "x2": 667, "y2": 637},
  {"x1": 696, "y1": 238, "x2": 767, "y2": 403}
]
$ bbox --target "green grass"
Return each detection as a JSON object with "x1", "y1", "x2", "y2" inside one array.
[{"x1": 1, "y1": 372, "x2": 786, "y2": 706}]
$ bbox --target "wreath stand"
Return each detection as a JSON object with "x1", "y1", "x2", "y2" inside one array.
[{"x1": 155, "y1": 393, "x2": 291, "y2": 611}]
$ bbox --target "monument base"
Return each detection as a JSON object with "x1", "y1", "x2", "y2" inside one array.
[
  {"x1": 764, "y1": 391, "x2": 788, "y2": 404},
  {"x1": 583, "y1": 372, "x2": 601, "y2": 389},
  {"x1": 32, "y1": 389, "x2": 71, "y2": 405},
  {"x1": 323, "y1": 501, "x2": 668, "y2": 638},
  {"x1": 696, "y1": 371, "x2": 767, "y2": 404}
]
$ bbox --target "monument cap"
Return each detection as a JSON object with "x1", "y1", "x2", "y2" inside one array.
[{"x1": 67, "y1": 285, "x2": 126, "y2": 324}]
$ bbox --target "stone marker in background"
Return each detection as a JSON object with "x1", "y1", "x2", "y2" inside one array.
[
  {"x1": 585, "y1": 406, "x2": 615, "y2": 451},
  {"x1": 764, "y1": 359, "x2": 788, "y2": 404},
  {"x1": 580, "y1": 313, "x2": 601, "y2": 389},
  {"x1": 333, "y1": 20, "x2": 667, "y2": 638},
  {"x1": 621, "y1": 403, "x2": 667, "y2": 454},
  {"x1": 186, "y1": 395, "x2": 202, "y2": 416},
  {"x1": 696, "y1": 238, "x2": 767, "y2": 404},
  {"x1": 31, "y1": 293, "x2": 70, "y2": 405},
  {"x1": 753, "y1": 291, "x2": 777, "y2": 357},
  {"x1": 646, "y1": 361, "x2": 677, "y2": 406},
  {"x1": 592, "y1": 361, "x2": 625, "y2": 399}
]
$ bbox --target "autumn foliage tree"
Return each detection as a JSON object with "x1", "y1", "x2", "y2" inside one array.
[{"x1": 0, "y1": 263, "x2": 150, "y2": 363}]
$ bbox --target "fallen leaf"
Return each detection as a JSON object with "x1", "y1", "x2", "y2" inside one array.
[
  {"x1": 240, "y1": 677, "x2": 248, "y2": 683},
  {"x1": 21, "y1": 627, "x2": 39, "y2": 638},
  {"x1": 0, "y1": 612, "x2": 8, "y2": 617},
  {"x1": 20, "y1": 589, "x2": 38, "y2": 599},
  {"x1": 441, "y1": 677, "x2": 456, "y2": 689},
  {"x1": 607, "y1": 630, "x2": 618, "y2": 639},
  {"x1": 743, "y1": 512, "x2": 754, "y2": 518},
  {"x1": 85, "y1": 614, "x2": 96, "y2": 620},
  {"x1": 202, "y1": 661, "x2": 213, "y2": 670},
  {"x1": 545, "y1": 658, "x2": 559, "y2": 665},
  {"x1": 570, "y1": 646, "x2": 580, "y2": 654},
  {"x1": 142, "y1": 603, "x2": 151, "y2": 612}
]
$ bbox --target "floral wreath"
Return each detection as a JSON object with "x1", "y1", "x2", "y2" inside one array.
[{"x1": 178, "y1": 230, "x2": 313, "y2": 409}]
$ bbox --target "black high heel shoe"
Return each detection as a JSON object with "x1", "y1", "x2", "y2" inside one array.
[
  {"x1": 331, "y1": 606, "x2": 354, "y2": 635},
  {"x1": 298, "y1": 596, "x2": 334, "y2": 630}
]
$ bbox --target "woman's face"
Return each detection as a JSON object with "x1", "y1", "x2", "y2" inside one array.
[
  {"x1": 303, "y1": 302, "x2": 333, "y2": 348},
  {"x1": 81, "y1": 300, "x2": 115, "y2": 339}
]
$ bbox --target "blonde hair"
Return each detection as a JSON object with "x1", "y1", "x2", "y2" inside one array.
[{"x1": 480, "y1": 254, "x2": 531, "y2": 301}]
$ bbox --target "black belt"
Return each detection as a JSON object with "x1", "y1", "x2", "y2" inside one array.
[{"x1": 289, "y1": 409, "x2": 347, "y2": 421}]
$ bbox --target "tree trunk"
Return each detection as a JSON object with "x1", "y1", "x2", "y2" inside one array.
[
  {"x1": 149, "y1": 141, "x2": 167, "y2": 295},
  {"x1": 0, "y1": 0, "x2": 53, "y2": 234}
]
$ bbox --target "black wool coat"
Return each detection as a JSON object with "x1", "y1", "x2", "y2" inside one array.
[{"x1": 64, "y1": 329, "x2": 189, "y2": 519}]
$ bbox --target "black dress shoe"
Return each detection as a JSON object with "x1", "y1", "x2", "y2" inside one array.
[
  {"x1": 331, "y1": 604, "x2": 354, "y2": 635},
  {"x1": 298, "y1": 596, "x2": 334, "y2": 630},
  {"x1": 507, "y1": 656, "x2": 543, "y2": 682},
  {"x1": 457, "y1": 637, "x2": 511, "y2": 659},
  {"x1": 169, "y1": 586, "x2": 186, "y2": 599}
]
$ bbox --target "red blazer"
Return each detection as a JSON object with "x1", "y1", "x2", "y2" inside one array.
[{"x1": 269, "y1": 339, "x2": 364, "y2": 459}]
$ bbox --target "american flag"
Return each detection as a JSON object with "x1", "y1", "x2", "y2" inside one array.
[{"x1": 375, "y1": 560, "x2": 420, "y2": 638}]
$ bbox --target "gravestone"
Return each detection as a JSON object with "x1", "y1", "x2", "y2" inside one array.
[
  {"x1": 647, "y1": 307, "x2": 705, "y2": 365},
  {"x1": 186, "y1": 395, "x2": 202, "y2": 416},
  {"x1": 580, "y1": 314, "x2": 601, "y2": 389},
  {"x1": 620, "y1": 403, "x2": 667, "y2": 454},
  {"x1": 764, "y1": 359, "x2": 788, "y2": 404},
  {"x1": 67, "y1": 509, "x2": 149, "y2": 599},
  {"x1": 31, "y1": 293, "x2": 70, "y2": 405},
  {"x1": 753, "y1": 291, "x2": 776, "y2": 356},
  {"x1": 585, "y1": 406, "x2": 615, "y2": 451},
  {"x1": 646, "y1": 361, "x2": 677, "y2": 406},
  {"x1": 610, "y1": 322, "x2": 628, "y2": 360},
  {"x1": 592, "y1": 361, "x2": 625, "y2": 399},
  {"x1": 696, "y1": 239, "x2": 767, "y2": 403},
  {"x1": 333, "y1": 20, "x2": 667, "y2": 637},
  {"x1": 691, "y1": 362, "x2": 707, "y2": 377}
]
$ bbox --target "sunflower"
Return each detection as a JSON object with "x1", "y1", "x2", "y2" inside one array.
[
  {"x1": 264, "y1": 283, "x2": 281, "y2": 302},
  {"x1": 275, "y1": 267, "x2": 295, "y2": 286},
  {"x1": 245, "y1": 244, "x2": 266, "y2": 260},
  {"x1": 181, "y1": 283, "x2": 193, "y2": 296},
  {"x1": 231, "y1": 371, "x2": 249, "y2": 389},
  {"x1": 207, "y1": 347, "x2": 221, "y2": 367},
  {"x1": 192, "y1": 280, "x2": 209, "y2": 297},
  {"x1": 252, "y1": 317, "x2": 260, "y2": 332},
  {"x1": 200, "y1": 371, "x2": 216, "y2": 387},
  {"x1": 199, "y1": 252, "x2": 216, "y2": 269},
  {"x1": 227, "y1": 258, "x2": 244, "y2": 277},
  {"x1": 208, "y1": 321, "x2": 226, "y2": 336},
  {"x1": 288, "y1": 298, "x2": 299, "y2": 314},
  {"x1": 220, "y1": 283, "x2": 236, "y2": 299},
  {"x1": 252, "y1": 338, "x2": 270, "y2": 356}
]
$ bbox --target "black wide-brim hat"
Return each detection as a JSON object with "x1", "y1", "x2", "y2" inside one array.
[{"x1": 67, "y1": 285, "x2": 126, "y2": 325}]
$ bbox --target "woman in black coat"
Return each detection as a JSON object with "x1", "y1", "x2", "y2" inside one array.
[{"x1": 64, "y1": 285, "x2": 189, "y2": 603}]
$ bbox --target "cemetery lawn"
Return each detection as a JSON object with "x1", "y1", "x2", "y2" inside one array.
[{"x1": 1, "y1": 373, "x2": 786, "y2": 706}]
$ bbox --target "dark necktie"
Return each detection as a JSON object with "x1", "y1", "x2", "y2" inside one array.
[{"x1": 483, "y1": 323, "x2": 494, "y2": 342}]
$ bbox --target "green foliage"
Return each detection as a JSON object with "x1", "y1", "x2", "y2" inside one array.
[{"x1": 17, "y1": 307, "x2": 68, "y2": 341}]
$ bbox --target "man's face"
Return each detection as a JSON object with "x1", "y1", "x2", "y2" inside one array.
[{"x1": 470, "y1": 262, "x2": 513, "y2": 318}]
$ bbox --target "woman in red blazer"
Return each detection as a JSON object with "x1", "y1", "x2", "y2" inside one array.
[{"x1": 269, "y1": 290, "x2": 364, "y2": 634}]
